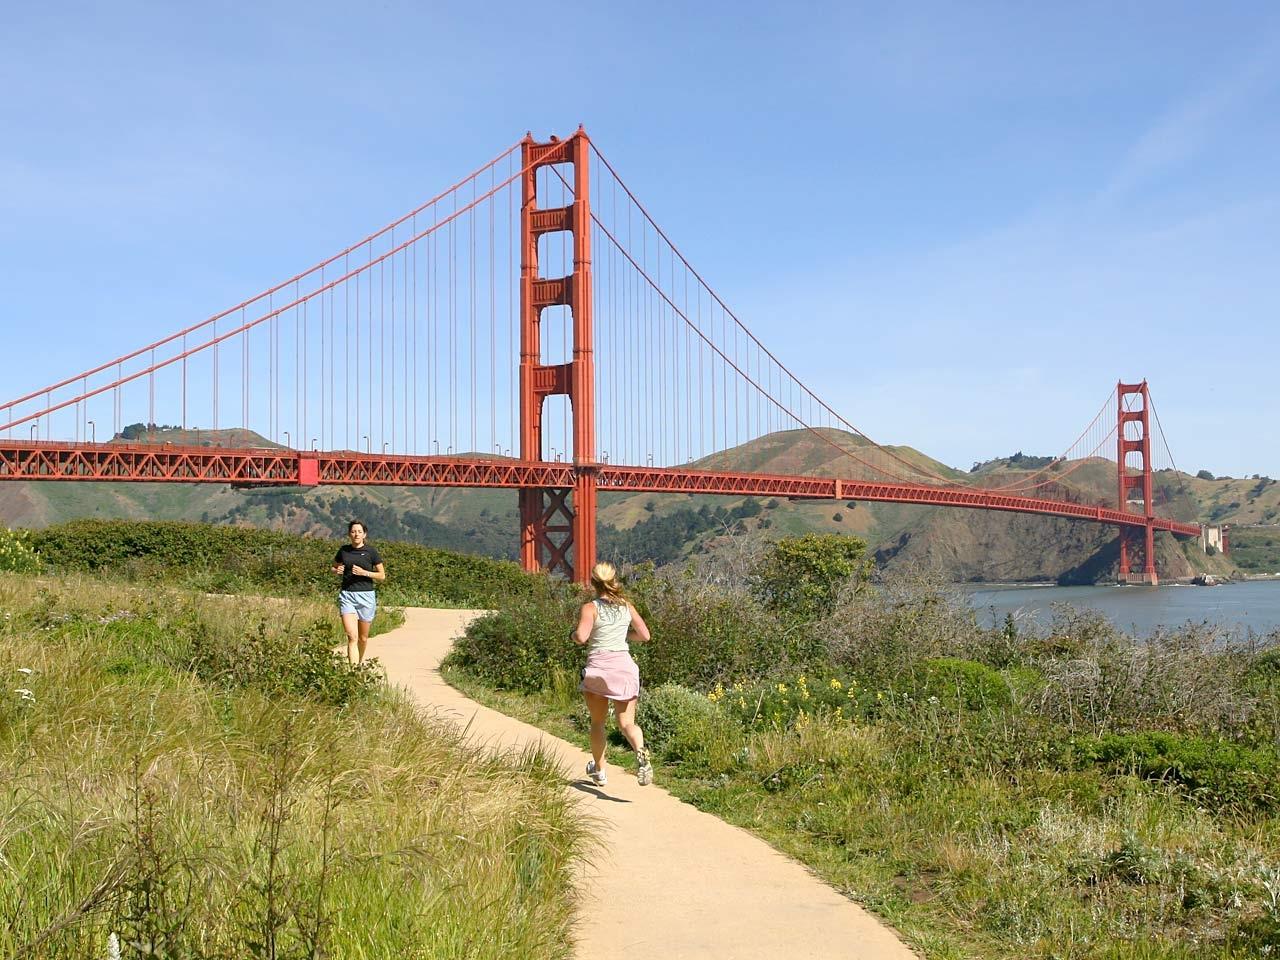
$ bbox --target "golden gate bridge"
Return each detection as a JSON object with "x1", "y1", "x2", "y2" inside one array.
[{"x1": 0, "y1": 128, "x2": 1202, "y2": 583}]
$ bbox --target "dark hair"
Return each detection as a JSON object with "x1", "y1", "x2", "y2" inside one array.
[{"x1": 347, "y1": 519, "x2": 367, "y2": 534}]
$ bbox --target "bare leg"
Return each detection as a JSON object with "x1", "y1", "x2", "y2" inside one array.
[
  {"x1": 585, "y1": 692, "x2": 610, "y2": 771},
  {"x1": 613, "y1": 697, "x2": 645, "y2": 754},
  {"x1": 357, "y1": 618, "x2": 372, "y2": 664},
  {"x1": 340, "y1": 612, "x2": 360, "y2": 665}
]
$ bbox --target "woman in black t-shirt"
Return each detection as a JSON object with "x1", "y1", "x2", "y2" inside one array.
[{"x1": 330, "y1": 519, "x2": 386, "y2": 665}]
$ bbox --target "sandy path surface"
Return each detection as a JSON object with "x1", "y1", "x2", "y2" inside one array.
[{"x1": 376, "y1": 607, "x2": 918, "y2": 960}]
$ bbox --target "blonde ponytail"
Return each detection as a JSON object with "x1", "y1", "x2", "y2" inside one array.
[{"x1": 589, "y1": 562, "x2": 627, "y2": 606}]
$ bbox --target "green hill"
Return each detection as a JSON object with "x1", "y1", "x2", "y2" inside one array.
[{"x1": 2, "y1": 427, "x2": 1271, "y2": 582}]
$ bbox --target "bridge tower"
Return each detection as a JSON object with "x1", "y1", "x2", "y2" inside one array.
[
  {"x1": 1116, "y1": 380, "x2": 1157, "y2": 585},
  {"x1": 518, "y1": 128, "x2": 597, "y2": 583}
]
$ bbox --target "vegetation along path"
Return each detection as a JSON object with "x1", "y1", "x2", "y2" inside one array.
[{"x1": 378, "y1": 607, "x2": 918, "y2": 960}]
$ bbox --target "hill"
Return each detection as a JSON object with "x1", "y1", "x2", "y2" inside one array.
[{"x1": 2, "y1": 427, "x2": 1273, "y2": 582}]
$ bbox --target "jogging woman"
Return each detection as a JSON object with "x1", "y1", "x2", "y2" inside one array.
[
  {"x1": 331, "y1": 520, "x2": 385, "y2": 665},
  {"x1": 571, "y1": 562, "x2": 654, "y2": 787}
]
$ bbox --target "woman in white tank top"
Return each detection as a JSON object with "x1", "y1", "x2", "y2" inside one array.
[{"x1": 571, "y1": 562, "x2": 654, "y2": 787}]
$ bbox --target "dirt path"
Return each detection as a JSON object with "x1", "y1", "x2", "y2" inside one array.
[{"x1": 376, "y1": 607, "x2": 918, "y2": 960}]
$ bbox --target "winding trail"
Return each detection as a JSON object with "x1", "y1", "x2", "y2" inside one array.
[{"x1": 377, "y1": 608, "x2": 918, "y2": 960}]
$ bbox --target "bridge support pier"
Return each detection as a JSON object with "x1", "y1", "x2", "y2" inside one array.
[
  {"x1": 1116, "y1": 381, "x2": 1158, "y2": 585},
  {"x1": 517, "y1": 128, "x2": 596, "y2": 583}
]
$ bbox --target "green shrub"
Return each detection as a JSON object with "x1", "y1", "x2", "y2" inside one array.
[
  {"x1": 908, "y1": 657, "x2": 1015, "y2": 711},
  {"x1": 633, "y1": 572, "x2": 812, "y2": 687},
  {"x1": 28, "y1": 519, "x2": 535, "y2": 606},
  {"x1": 1249, "y1": 645, "x2": 1280, "y2": 680},
  {"x1": 1072, "y1": 731, "x2": 1280, "y2": 811},
  {"x1": 447, "y1": 567, "x2": 811, "y2": 695},
  {"x1": 444, "y1": 584, "x2": 582, "y2": 694},
  {"x1": 636, "y1": 683, "x2": 733, "y2": 762},
  {"x1": 188, "y1": 614, "x2": 382, "y2": 707},
  {"x1": 0, "y1": 525, "x2": 41, "y2": 574},
  {"x1": 752, "y1": 533, "x2": 870, "y2": 621}
]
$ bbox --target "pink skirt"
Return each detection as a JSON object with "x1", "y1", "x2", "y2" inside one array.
[{"x1": 579, "y1": 650, "x2": 641, "y2": 701}]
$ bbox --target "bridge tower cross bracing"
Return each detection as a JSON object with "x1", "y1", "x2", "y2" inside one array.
[
  {"x1": 518, "y1": 128, "x2": 597, "y2": 583},
  {"x1": 1116, "y1": 380, "x2": 1158, "y2": 585}
]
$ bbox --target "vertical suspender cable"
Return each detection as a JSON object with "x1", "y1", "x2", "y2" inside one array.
[{"x1": 490, "y1": 167, "x2": 496, "y2": 452}]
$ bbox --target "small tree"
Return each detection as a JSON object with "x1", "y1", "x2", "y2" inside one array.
[
  {"x1": 753, "y1": 533, "x2": 870, "y2": 621},
  {"x1": 1196, "y1": 470, "x2": 1216, "y2": 480}
]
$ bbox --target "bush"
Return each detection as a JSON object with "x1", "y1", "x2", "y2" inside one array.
[
  {"x1": 820, "y1": 566, "x2": 991, "y2": 681},
  {"x1": 908, "y1": 657, "x2": 1015, "y2": 712},
  {"x1": 27, "y1": 519, "x2": 535, "y2": 606},
  {"x1": 752, "y1": 534, "x2": 870, "y2": 621},
  {"x1": 188, "y1": 614, "x2": 382, "y2": 707},
  {"x1": 633, "y1": 572, "x2": 808, "y2": 688},
  {"x1": 0, "y1": 525, "x2": 41, "y2": 574},
  {"x1": 445, "y1": 584, "x2": 582, "y2": 694},
  {"x1": 636, "y1": 683, "x2": 732, "y2": 762},
  {"x1": 1031, "y1": 608, "x2": 1259, "y2": 736},
  {"x1": 1071, "y1": 731, "x2": 1280, "y2": 811}
]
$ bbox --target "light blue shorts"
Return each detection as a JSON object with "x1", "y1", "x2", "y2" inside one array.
[{"x1": 338, "y1": 590, "x2": 377, "y2": 623}]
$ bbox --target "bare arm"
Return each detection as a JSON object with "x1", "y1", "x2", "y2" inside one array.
[
  {"x1": 627, "y1": 603, "x2": 651, "y2": 642},
  {"x1": 350, "y1": 562, "x2": 387, "y2": 583},
  {"x1": 571, "y1": 602, "x2": 596, "y2": 645}
]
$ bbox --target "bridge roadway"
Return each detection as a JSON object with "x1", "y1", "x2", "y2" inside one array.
[{"x1": 0, "y1": 441, "x2": 1203, "y2": 538}]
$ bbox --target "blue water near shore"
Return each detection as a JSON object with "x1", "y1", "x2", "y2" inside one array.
[{"x1": 966, "y1": 578, "x2": 1280, "y2": 637}]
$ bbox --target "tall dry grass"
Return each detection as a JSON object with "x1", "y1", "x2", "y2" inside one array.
[{"x1": 0, "y1": 577, "x2": 586, "y2": 959}]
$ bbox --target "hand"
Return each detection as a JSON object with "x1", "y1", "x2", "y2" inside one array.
[
  {"x1": 350, "y1": 565, "x2": 370, "y2": 577},
  {"x1": 331, "y1": 564, "x2": 343, "y2": 574}
]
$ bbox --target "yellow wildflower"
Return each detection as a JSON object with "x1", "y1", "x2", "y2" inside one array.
[{"x1": 829, "y1": 678, "x2": 843, "y2": 691}]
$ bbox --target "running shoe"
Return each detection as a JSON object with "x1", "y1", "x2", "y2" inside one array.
[
  {"x1": 586, "y1": 760, "x2": 607, "y2": 786},
  {"x1": 636, "y1": 748, "x2": 654, "y2": 786}
]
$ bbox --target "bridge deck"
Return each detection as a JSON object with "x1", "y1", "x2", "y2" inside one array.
[{"x1": 0, "y1": 442, "x2": 1202, "y2": 537}]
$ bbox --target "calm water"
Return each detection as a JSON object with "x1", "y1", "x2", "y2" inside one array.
[{"x1": 966, "y1": 579, "x2": 1280, "y2": 637}]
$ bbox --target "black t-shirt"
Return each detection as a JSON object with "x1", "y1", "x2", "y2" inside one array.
[{"x1": 334, "y1": 545, "x2": 383, "y2": 593}]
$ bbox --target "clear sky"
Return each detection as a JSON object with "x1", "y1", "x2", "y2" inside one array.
[{"x1": 2, "y1": 1, "x2": 1277, "y2": 477}]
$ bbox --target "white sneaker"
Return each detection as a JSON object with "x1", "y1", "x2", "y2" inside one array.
[
  {"x1": 636, "y1": 749, "x2": 654, "y2": 787},
  {"x1": 586, "y1": 760, "x2": 607, "y2": 786}
]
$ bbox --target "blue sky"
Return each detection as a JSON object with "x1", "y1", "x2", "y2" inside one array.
[{"x1": 2, "y1": 1, "x2": 1277, "y2": 476}]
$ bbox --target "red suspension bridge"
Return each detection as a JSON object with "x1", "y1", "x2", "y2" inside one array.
[{"x1": 0, "y1": 128, "x2": 1202, "y2": 584}]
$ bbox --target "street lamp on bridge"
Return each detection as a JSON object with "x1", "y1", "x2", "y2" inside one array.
[
  {"x1": 88, "y1": 420, "x2": 95, "y2": 443},
  {"x1": 362, "y1": 435, "x2": 370, "y2": 453},
  {"x1": 283, "y1": 431, "x2": 291, "y2": 449}
]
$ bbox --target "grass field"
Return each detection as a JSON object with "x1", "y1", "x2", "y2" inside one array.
[{"x1": 0, "y1": 576, "x2": 586, "y2": 959}]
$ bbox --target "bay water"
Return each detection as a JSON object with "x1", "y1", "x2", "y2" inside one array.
[{"x1": 966, "y1": 578, "x2": 1280, "y2": 637}]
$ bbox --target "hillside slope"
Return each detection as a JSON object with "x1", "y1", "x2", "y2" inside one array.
[{"x1": 3, "y1": 427, "x2": 1270, "y2": 582}]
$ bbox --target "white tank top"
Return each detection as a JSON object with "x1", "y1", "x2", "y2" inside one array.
[{"x1": 587, "y1": 599, "x2": 632, "y2": 653}]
